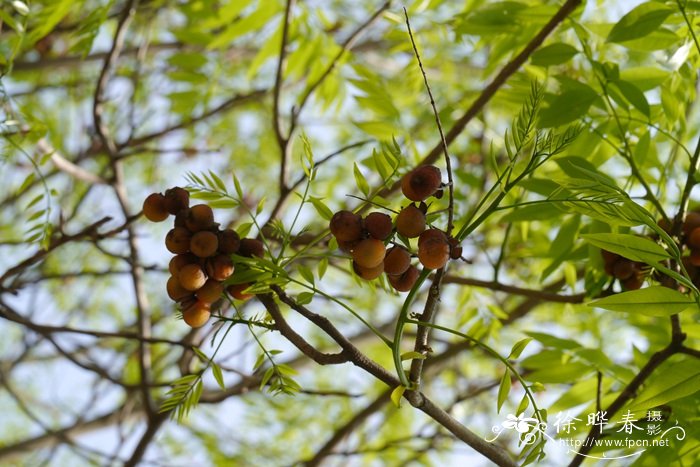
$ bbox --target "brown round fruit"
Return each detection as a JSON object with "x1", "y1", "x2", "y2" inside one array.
[
  {"x1": 218, "y1": 229, "x2": 241, "y2": 254},
  {"x1": 190, "y1": 230, "x2": 219, "y2": 258},
  {"x1": 395, "y1": 205, "x2": 426, "y2": 238},
  {"x1": 195, "y1": 279, "x2": 224, "y2": 304},
  {"x1": 688, "y1": 227, "x2": 700, "y2": 249},
  {"x1": 418, "y1": 237, "x2": 450, "y2": 270},
  {"x1": 182, "y1": 300, "x2": 211, "y2": 328},
  {"x1": 418, "y1": 229, "x2": 447, "y2": 247},
  {"x1": 612, "y1": 259, "x2": 635, "y2": 280},
  {"x1": 239, "y1": 238, "x2": 265, "y2": 258},
  {"x1": 167, "y1": 275, "x2": 192, "y2": 301},
  {"x1": 601, "y1": 249, "x2": 619, "y2": 266},
  {"x1": 689, "y1": 249, "x2": 700, "y2": 267},
  {"x1": 364, "y1": 212, "x2": 393, "y2": 241},
  {"x1": 383, "y1": 246, "x2": 411, "y2": 276},
  {"x1": 330, "y1": 210, "x2": 363, "y2": 242},
  {"x1": 169, "y1": 253, "x2": 198, "y2": 275},
  {"x1": 337, "y1": 238, "x2": 360, "y2": 253},
  {"x1": 206, "y1": 254, "x2": 235, "y2": 281},
  {"x1": 621, "y1": 274, "x2": 643, "y2": 291},
  {"x1": 353, "y1": 261, "x2": 384, "y2": 280},
  {"x1": 227, "y1": 283, "x2": 254, "y2": 301},
  {"x1": 388, "y1": 265, "x2": 420, "y2": 292},
  {"x1": 448, "y1": 237, "x2": 463, "y2": 260},
  {"x1": 143, "y1": 193, "x2": 169, "y2": 222},
  {"x1": 185, "y1": 204, "x2": 215, "y2": 231},
  {"x1": 165, "y1": 227, "x2": 192, "y2": 254},
  {"x1": 657, "y1": 217, "x2": 672, "y2": 234},
  {"x1": 352, "y1": 238, "x2": 386, "y2": 269},
  {"x1": 683, "y1": 211, "x2": 700, "y2": 236},
  {"x1": 178, "y1": 263, "x2": 207, "y2": 291},
  {"x1": 163, "y1": 187, "x2": 190, "y2": 215},
  {"x1": 401, "y1": 165, "x2": 442, "y2": 201}
]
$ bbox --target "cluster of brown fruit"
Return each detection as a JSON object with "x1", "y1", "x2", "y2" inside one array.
[
  {"x1": 329, "y1": 165, "x2": 461, "y2": 292},
  {"x1": 142, "y1": 187, "x2": 262, "y2": 328},
  {"x1": 601, "y1": 250, "x2": 647, "y2": 290}
]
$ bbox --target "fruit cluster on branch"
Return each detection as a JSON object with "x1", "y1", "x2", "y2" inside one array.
[
  {"x1": 142, "y1": 187, "x2": 262, "y2": 328},
  {"x1": 329, "y1": 165, "x2": 461, "y2": 292},
  {"x1": 601, "y1": 250, "x2": 647, "y2": 290}
]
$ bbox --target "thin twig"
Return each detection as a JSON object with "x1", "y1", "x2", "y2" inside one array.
[
  {"x1": 273, "y1": 0, "x2": 296, "y2": 191},
  {"x1": 378, "y1": 0, "x2": 583, "y2": 200},
  {"x1": 403, "y1": 7, "x2": 454, "y2": 235}
]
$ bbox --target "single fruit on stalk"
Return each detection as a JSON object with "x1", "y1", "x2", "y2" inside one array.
[
  {"x1": 364, "y1": 212, "x2": 393, "y2": 241},
  {"x1": 195, "y1": 279, "x2": 224, "y2": 304},
  {"x1": 165, "y1": 227, "x2": 192, "y2": 254},
  {"x1": 190, "y1": 230, "x2": 219, "y2": 258},
  {"x1": 395, "y1": 205, "x2": 426, "y2": 238},
  {"x1": 418, "y1": 237, "x2": 450, "y2": 270},
  {"x1": 167, "y1": 276, "x2": 192, "y2": 301},
  {"x1": 182, "y1": 300, "x2": 211, "y2": 328},
  {"x1": 206, "y1": 254, "x2": 235, "y2": 281},
  {"x1": 218, "y1": 229, "x2": 241, "y2": 254},
  {"x1": 330, "y1": 210, "x2": 363, "y2": 242},
  {"x1": 239, "y1": 238, "x2": 265, "y2": 258},
  {"x1": 143, "y1": 193, "x2": 169, "y2": 222},
  {"x1": 352, "y1": 238, "x2": 386, "y2": 269},
  {"x1": 353, "y1": 261, "x2": 384, "y2": 280},
  {"x1": 169, "y1": 253, "x2": 198, "y2": 276},
  {"x1": 401, "y1": 165, "x2": 442, "y2": 201},
  {"x1": 227, "y1": 283, "x2": 254, "y2": 301},
  {"x1": 383, "y1": 246, "x2": 411, "y2": 276},
  {"x1": 186, "y1": 204, "x2": 215, "y2": 231},
  {"x1": 388, "y1": 265, "x2": 419, "y2": 292},
  {"x1": 163, "y1": 187, "x2": 190, "y2": 215},
  {"x1": 178, "y1": 263, "x2": 207, "y2": 291}
]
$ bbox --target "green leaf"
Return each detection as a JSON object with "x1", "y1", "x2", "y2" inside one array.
[
  {"x1": 212, "y1": 363, "x2": 225, "y2": 390},
  {"x1": 390, "y1": 385, "x2": 406, "y2": 408},
  {"x1": 508, "y1": 337, "x2": 533, "y2": 359},
  {"x1": 516, "y1": 393, "x2": 530, "y2": 416},
  {"x1": 610, "y1": 80, "x2": 650, "y2": 117},
  {"x1": 297, "y1": 291, "x2": 314, "y2": 305},
  {"x1": 400, "y1": 351, "x2": 427, "y2": 361},
  {"x1": 628, "y1": 359, "x2": 700, "y2": 411},
  {"x1": 232, "y1": 173, "x2": 243, "y2": 199},
  {"x1": 539, "y1": 85, "x2": 598, "y2": 127},
  {"x1": 297, "y1": 264, "x2": 314, "y2": 286},
  {"x1": 353, "y1": 162, "x2": 370, "y2": 197},
  {"x1": 607, "y1": 2, "x2": 673, "y2": 43},
  {"x1": 525, "y1": 332, "x2": 581, "y2": 350},
  {"x1": 619, "y1": 67, "x2": 669, "y2": 91},
  {"x1": 497, "y1": 370, "x2": 511, "y2": 413},
  {"x1": 308, "y1": 196, "x2": 333, "y2": 221},
  {"x1": 589, "y1": 286, "x2": 696, "y2": 316},
  {"x1": 209, "y1": 170, "x2": 227, "y2": 192},
  {"x1": 530, "y1": 43, "x2": 579, "y2": 66},
  {"x1": 580, "y1": 233, "x2": 670, "y2": 265}
]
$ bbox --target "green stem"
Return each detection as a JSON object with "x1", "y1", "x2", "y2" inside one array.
[
  {"x1": 392, "y1": 268, "x2": 431, "y2": 388},
  {"x1": 405, "y1": 318, "x2": 544, "y2": 425},
  {"x1": 286, "y1": 277, "x2": 393, "y2": 347}
]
